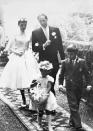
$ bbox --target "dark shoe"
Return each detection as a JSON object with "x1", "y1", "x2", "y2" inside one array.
[
  {"x1": 69, "y1": 122, "x2": 75, "y2": 127},
  {"x1": 69, "y1": 120, "x2": 75, "y2": 128},
  {"x1": 66, "y1": 123, "x2": 75, "y2": 130},
  {"x1": 68, "y1": 126, "x2": 76, "y2": 131},
  {"x1": 70, "y1": 128, "x2": 76, "y2": 131},
  {"x1": 29, "y1": 110, "x2": 37, "y2": 114},
  {"x1": 76, "y1": 127, "x2": 86, "y2": 131},
  {"x1": 51, "y1": 110, "x2": 57, "y2": 116}
]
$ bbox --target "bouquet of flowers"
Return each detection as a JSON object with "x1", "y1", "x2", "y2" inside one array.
[{"x1": 29, "y1": 80, "x2": 49, "y2": 106}]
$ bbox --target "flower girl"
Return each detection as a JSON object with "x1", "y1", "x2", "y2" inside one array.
[{"x1": 29, "y1": 61, "x2": 57, "y2": 131}]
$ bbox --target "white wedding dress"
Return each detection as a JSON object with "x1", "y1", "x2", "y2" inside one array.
[{"x1": 0, "y1": 33, "x2": 41, "y2": 90}]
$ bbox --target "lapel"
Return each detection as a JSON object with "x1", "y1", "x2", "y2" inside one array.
[
  {"x1": 74, "y1": 57, "x2": 80, "y2": 68},
  {"x1": 39, "y1": 27, "x2": 47, "y2": 42},
  {"x1": 67, "y1": 57, "x2": 80, "y2": 72},
  {"x1": 39, "y1": 26, "x2": 54, "y2": 43},
  {"x1": 72, "y1": 57, "x2": 80, "y2": 74},
  {"x1": 49, "y1": 26, "x2": 53, "y2": 40},
  {"x1": 67, "y1": 58, "x2": 73, "y2": 70}
]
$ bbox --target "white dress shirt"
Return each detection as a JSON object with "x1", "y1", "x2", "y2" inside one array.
[{"x1": 41, "y1": 26, "x2": 49, "y2": 40}]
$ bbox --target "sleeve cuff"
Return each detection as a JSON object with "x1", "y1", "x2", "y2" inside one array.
[{"x1": 43, "y1": 44, "x2": 45, "y2": 50}]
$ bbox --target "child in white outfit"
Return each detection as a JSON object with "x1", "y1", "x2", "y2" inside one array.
[{"x1": 29, "y1": 61, "x2": 57, "y2": 131}]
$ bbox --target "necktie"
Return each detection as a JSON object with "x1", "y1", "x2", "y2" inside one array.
[{"x1": 70, "y1": 59, "x2": 73, "y2": 66}]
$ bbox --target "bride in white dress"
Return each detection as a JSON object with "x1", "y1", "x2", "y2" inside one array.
[{"x1": 0, "y1": 18, "x2": 41, "y2": 107}]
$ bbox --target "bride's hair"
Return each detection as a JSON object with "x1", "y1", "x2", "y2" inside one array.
[{"x1": 18, "y1": 18, "x2": 27, "y2": 26}]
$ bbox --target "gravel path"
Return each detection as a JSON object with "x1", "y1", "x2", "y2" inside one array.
[
  {"x1": 0, "y1": 67, "x2": 93, "y2": 130},
  {"x1": 56, "y1": 91, "x2": 93, "y2": 128},
  {"x1": 0, "y1": 99, "x2": 28, "y2": 131}
]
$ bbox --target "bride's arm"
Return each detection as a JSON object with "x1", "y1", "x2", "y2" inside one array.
[
  {"x1": 25, "y1": 40, "x2": 31, "y2": 50},
  {"x1": 4, "y1": 38, "x2": 15, "y2": 53},
  {"x1": 28, "y1": 40, "x2": 32, "y2": 49},
  {"x1": 27, "y1": 35, "x2": 32, "y2": 50},
  {"x1": 4, "y1": 38, "x2": 21, "y2": 56}
]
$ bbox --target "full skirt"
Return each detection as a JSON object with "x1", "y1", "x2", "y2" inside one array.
[{"x1": 0, "y1": 49, "x2": 41, "y2": 90}]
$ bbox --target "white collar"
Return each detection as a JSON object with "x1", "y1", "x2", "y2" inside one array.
[
  {"x1": 41, "y1": 25, "x2": 49, "y2": 30},
  {"x1": 41, "y1": 26, "x2": 49, "y2": 40}
]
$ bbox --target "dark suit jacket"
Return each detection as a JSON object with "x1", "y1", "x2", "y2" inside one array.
[
  {"x1": 59, "y1": 57, "x2": 91, "y2": 89},
  {"x1": 32, "y1": 26, "x2": 65, "y2": 68}
]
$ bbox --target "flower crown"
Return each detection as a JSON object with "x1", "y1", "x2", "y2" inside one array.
[
  {"x1": 39, "y1": 61, "x2": 53, "y2": 70},
  {"x1": 18, "y1": 18, "x2": 27, "y2": 25}
]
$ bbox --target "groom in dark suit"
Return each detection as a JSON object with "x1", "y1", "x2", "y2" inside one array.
[{"x1": 32, "y1": 14, "x2": 65, "y2": 95}]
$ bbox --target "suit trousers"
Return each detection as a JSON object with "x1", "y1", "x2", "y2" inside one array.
[{"x1": 66, "y1": 85, "x2": 83, "y2": 128}]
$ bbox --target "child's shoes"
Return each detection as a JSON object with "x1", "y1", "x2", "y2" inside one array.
[
  {"x1": 37, "y1": 124, "x2": 43, "y2": 131},
  {"x1": 49, "y1": 126, "x2": 54, "y2": 131},
  {"x1": 21, "y1": 103, "x2": 27, "y2": 107}
]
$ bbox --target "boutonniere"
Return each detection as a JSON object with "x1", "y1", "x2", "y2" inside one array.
[
  {"x1": 51, "y1": 32, "x2": 57, "y2": 39},
  {"x1": 35, "y1": 43, "x2": 39, "y2": 47}
]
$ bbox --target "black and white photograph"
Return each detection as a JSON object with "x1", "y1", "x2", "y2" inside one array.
[{"x1": 0, "y1": 0, "x2": 93, "y2": 131}]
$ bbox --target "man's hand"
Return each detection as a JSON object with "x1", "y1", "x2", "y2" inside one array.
[
  {"x1": 43, "y1": 40, "x2": 51, "y2": 49},
  {"x1": 59, "y1": 85, "x2": 66, "y2": 93},
  {"x1": 46, "y1": 40, "x2": 51, "y2": 46},
  {"x1": 86, "y1": 85, "x2": 92, "y2": 91}
]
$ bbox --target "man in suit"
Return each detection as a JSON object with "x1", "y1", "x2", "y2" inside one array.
[
  {"x1": 32, "y1": 13, "x2": 65, "y2": 95},
  {"x1": 59, "y1": 44, "x2": 91, "y2": 131}
]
